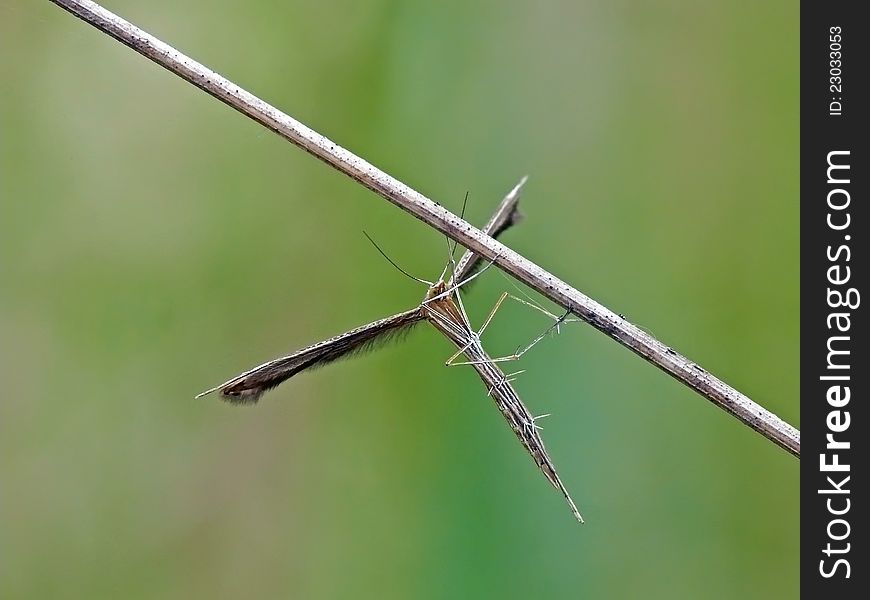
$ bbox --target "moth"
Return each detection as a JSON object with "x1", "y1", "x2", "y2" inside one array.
[{"x1": 198, "y1": 178, "x2": 583, "y2": 522}]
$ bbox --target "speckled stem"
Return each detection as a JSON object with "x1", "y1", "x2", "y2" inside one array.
[{"x1": 49, "y1": 0, "x2": 800, "y2": 457}]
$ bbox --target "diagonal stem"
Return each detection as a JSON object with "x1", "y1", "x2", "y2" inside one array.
[{"x1": 48, "y1": 0, "x2": 800, "y2": 457}]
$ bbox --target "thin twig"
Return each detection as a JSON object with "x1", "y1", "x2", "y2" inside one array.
[{"x1": 48, "y1": 0, "x2": 800, "y2": 457}]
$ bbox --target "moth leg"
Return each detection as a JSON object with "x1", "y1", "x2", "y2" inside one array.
[{"x1": 447, "y1": 294, "x2": 574, "y2": 366}]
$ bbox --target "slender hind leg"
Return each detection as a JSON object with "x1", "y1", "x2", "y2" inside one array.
[
  {"x1": 446, "y1": 294, "x2": 575, "y2": 367},
  {"x1": 443, "y1": 291, "x2": 510, "y2": 365}
]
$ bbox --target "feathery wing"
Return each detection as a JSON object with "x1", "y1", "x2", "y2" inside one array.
[
  {"x1": 424, "y1": 293, "x2": 583, "y2": 522},
  {"x1": 196, "y1": 308, "x2": 423, "y2": 404}
]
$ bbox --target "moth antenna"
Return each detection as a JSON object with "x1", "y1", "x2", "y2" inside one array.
[
  {"x1": 363, "y1": 231, "x2": 433, "y2": 286},
  {"x1": 450, "y1": 190, "x2": 469, "y2": 257},
  {"x1": 439, "y1": 191, "x2": 471, "y2": 281}
]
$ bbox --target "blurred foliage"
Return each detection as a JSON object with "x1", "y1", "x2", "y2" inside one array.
[{"x1": 1, "y1": 1, "x2": 797, "y2": 598}]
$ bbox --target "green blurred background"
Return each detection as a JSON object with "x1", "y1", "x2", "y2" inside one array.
[{"x1": 1, "y1": 1, "x2": 798, "y2": 598}]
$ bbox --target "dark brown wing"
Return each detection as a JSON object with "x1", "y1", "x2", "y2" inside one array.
[{"x1": 196, "y1": 308, "x2": 423, "y2": 404}]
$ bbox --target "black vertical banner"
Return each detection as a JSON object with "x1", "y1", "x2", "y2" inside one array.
[{"x1": 802, "y1": 1, "x2": 867, "y2": 596}]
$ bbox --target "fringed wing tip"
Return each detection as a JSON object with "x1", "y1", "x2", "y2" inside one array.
[
  {"x1": 541, "y1": 463, "x2": 584, "y2": 523},
  {"x1": 219, "y1": 388, "x2": 265, "y2": 405},
  {"x1": 194, "y1": 386, "x2": 219, "y2": 399},
  {"x1": 195, "y1": 382, "x2": 264, "y2": 405}
]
